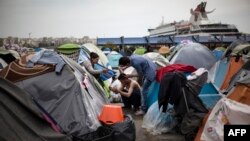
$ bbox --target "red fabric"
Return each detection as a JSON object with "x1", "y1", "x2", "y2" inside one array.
[{"x1": 156, "y1": 64, "x2": 197, "y2": 82}]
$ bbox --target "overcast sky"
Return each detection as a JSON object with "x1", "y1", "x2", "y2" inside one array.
[{"x1": 0, "y1": 0, "x2": 249, "y2": 38}]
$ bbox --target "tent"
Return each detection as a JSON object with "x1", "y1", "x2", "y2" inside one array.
[
  {"x1": 0, "y1": 78, "x2": 71, "y2": 141},
  {"x1": 198, "y1": 41, "x2": 250, "y2": 109},
  {"x1": 226, "y1": 59, "x2": 250, "y2": 104},
  {"x1": 222, "y1": 40, "x2": 249, "y2": 58},
  {"x1": 200, "y1": 69, "x2": 250, "y2": 140},
  {"x1": 195, "y1": 57, "x2": 250, "y2": 141},
  {"x1": 81, "y1": 43, "x2": 114, "y2": 90},
  {"x1": 102, "y1": 47, "x2": 111, "y2": 56},
  {"x1": 80, "y1": 44, "x2": 115, "y2": 97},
  {"x1": 200, "y1": 98, "x2": 250, "y2": 141},
  {"x1": 210, "y1": 59, "x2": 229, "y2": 89},
  {"x1": 58, "y1": 43, "x2": 114, "y2": 98},
  {"x1": 133, "y1": 47, "x2": 146, "y2": 55},
  {"x1": 220, "y1": 57, "x2": 244, "y2": 90},
  {"x1": 170, "y1": 42, "x2": 217, "y2": 70},
  {"x1": 57, "y1": 43, "x2": 80, "y2": 54},
  {"x1": 82, "y1": 43, "x2": 111, "y2": 70},
  {"x1": 107, "y1": 51, "x2": 123, "y2": 69},
  {"x1": 143, "y1": 52, "x2": 169, "y2": 69},
  {"x1": 219, "y1": 42, "x2": 250, "y2": 91},
  {"x1": 212, "y1": 47, "x2": 225, "y2": 61},
  {"x1": 57, "y1": 43, "x2": 81, "y2": 61},
  {"x1": 0, "y1": 51, "x2": 109, "y2": 139}
]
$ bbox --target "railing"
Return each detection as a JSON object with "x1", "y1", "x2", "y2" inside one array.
[{"x1": 97, "y1": 34, "x2": 250, "y2": 46}]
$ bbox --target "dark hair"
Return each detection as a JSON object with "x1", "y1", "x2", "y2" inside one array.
[
  {"x1": 118, "y1": 73, "x2": 127, "y2": 80},
  {"x1": 119, "y1": 57, "x2": 130, "y2": 66},
  {"x1": 90, "y1": 52, "x2": 99, "y2": 59}
]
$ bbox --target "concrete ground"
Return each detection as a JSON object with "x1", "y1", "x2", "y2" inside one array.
[{"x1": 122, "y1": 108, "x2": 185, "y2": 141}]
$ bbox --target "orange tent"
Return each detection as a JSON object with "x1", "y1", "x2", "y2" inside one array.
[{"x1": 220, "y1": 57, "x2": 244, "y2": 90}]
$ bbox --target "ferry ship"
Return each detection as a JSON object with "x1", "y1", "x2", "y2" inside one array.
[{"x1": 148, "y1": 2, "x2": 240, "y2": 37}]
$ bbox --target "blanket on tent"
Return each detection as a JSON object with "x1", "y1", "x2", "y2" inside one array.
[
  {"x1": 0, "y1": 55, "x2": 55, "y2": 82},
  {"x1": 2, "y1": 54, "x2": 109, "y2": 139}
]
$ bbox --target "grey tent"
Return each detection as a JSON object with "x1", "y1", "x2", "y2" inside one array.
[
  {"x1": 226, "y1": 59, "x2": 250, "y2": 92},
  {"x1": 222, "y1": 40, "x2": 249, "y2": 58},
  {"x1": 0, "y1": 51, "x2": 109, "y2": 139},
  {"x1": 143, "y1": 52, "x2": 169, "y2": 69},
  {"x1": 170, "y1": 42, "x2": 216, "y2": 70},
  {"x1": 0, "y1": 78, "x2": 71, "y2": 141}
]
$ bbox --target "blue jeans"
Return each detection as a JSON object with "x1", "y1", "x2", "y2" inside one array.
[{"x1": 141, "y1": 79, "x2": 153, "y2": 111}]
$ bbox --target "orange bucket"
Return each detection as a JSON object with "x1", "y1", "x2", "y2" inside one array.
[{"x1": 99, "y1": 104, "x2": 124, "y2": 125}]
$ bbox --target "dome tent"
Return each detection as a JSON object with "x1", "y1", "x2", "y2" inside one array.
[
  {"x1": 102, "y1": 47, "x2": 111, "y2": 56},
  {"x1": 107, "y1": 51, "x2": 123, "y2": 69},
  {"x1": 143, "y1": 52, "x2": 169, "y2": 69},
  {"x1": 133, "y1": 47, "x2": 146, "y2": 55},
  {"x1": 170, "y1": 42, "x2": 216, "y2": 70},
  {"x1": 81, "y1": 43, "x2": 115, "y2": 98},
  {"x1": 0, "y1": 51, "x2": 109, "y2": 139},
  {"x1": 57, "y1": 43, "x2": 81, "y2": 61},
  {"x1": 0, "y1": 78, "x2": 71, "y2": 141}
]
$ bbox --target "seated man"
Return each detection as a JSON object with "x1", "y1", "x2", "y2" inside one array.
[{"x1": 110, "y1": 73, "x2": 142, "y2": 113}]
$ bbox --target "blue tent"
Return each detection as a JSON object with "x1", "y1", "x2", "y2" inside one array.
[
  {"x1": 213, "y1": 59, "x2": 230, "y2": 89},
  {"x1": 102, "y1": 48, "x2": 111, "y2": 56},
  {"x1": 147, "y1": 81, "x2": 160, "y2": 108},
  {"x1": 107, "y1": 51, "x2": 123, "y2": 69},
  {"x1": 212, "y1": 50, "x2": 224, "y2": 61}
]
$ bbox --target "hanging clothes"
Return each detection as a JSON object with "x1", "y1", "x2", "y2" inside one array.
[
  {"x1": 156, "y1": 64, "x2": 197, "y2": 82},
  {"x1": 158, "y1": 72, "x2": 187, "y2": 112}
]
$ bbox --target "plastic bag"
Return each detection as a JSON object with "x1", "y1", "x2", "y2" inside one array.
[
  {"x1": 77, "y1": 126, "x2": 114, "y2": 141},
  {"x1": 107, "y1": 115, "x2": 136, "y2": 141},
  {"x1": 142, "y1": 101, "x2": 177, "y2": 135},
  {"x1": 110, "y1": 79, "x2": 122, "y2": 102}
]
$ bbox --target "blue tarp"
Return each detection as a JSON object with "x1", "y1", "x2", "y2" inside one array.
[
  {"x1": 147, "y1": 81, "x2": 160, "y2": 108},
  {"x1": 214, "y1": 59, "x2": 229, "y2": 89},
  {"x1": 94, "y1": 63, "x2": 116, "y2": 81},
  {"x1": 199, "y1": 94, "x2": 222, "y2": 109},
  {"x1": 199, "y1": 83, "x2": 219, "y2": 94},
  {"x1": 199, "y1": 83, "x2": 221, "y2": 109}
]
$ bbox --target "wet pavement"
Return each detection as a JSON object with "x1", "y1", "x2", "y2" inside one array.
[{"x1": 123, "y1": 108, "x2": 185, "y2": 141}]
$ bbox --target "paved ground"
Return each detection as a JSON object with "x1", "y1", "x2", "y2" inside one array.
[{"x1": 122, "y1": 108, "x2": 185, "y2": 141}]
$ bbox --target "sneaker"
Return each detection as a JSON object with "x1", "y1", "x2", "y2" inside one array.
[{"x1": 135, "y1": 110, "x2": 145, "y2": 116}]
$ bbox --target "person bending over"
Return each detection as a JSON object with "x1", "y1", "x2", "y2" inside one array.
[{"x1": 118, "y1": 55, "x2": 156, "y2": 115}]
